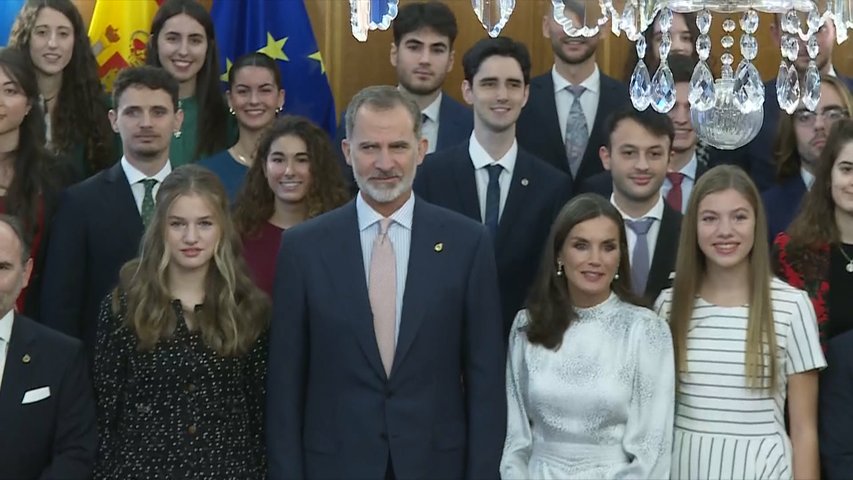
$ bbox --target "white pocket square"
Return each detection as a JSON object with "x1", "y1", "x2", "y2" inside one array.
[{"x1": 21, "y1": 386, "x2": 50, "y2": 404}]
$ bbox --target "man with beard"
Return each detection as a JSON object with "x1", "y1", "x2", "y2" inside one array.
[
  {"x1": 516, "y1": 0, "x2": 629, "y2": 189},
  {"x1": 414, "y1": 37, "x2": 572, "y2": 335},
  {"x1": 731, "y1": 16, "x2": 853, "y2": 192},
  {"x1": 267, "y1": 86, "x2": 506, "y2": 479},
  {"x1": 40, "y1": 66, "x2": 182, "y2": 363},
  {"x1": 334, "y1": 1, "x2": 472, "y2": 193},
  {"x1": 600, "y1": 108, "x2": 680, "y2": 304}
]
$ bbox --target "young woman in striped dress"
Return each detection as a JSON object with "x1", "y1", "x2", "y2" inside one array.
[{"x1": 655, "y1": 165, "x2": 826, "y2": 479}]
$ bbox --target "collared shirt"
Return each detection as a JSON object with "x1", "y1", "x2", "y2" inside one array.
[
  {"x1": 120, "y1": 156, "x2": 173, "y2": 215},
  {"x1": 801, "y1": 166, "x2": 816, "y2": 191},
  {"x1": 611, "y1": 194, "x2": 665, "y2": 267},
  {"x1": 662, "y1": 152, "x2": 698, "y2": 213},
  {"x1": 552, "y1": 64, "x2": 600, "y2": 144},
  {"x1": 421, "y1": 92, "x2": 442, "y2": 154},
  {"x1": 357, "y1": 192, "x2": 415, "y2": 344},
  {"x1": 0, "y1": 309, "x2": 14, "y2": 392},
  {"x1": 468, "y1": 132, "x2": 518, "y2": 223}
]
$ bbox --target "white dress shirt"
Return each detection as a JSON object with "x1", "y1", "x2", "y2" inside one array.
[
  {"x1": 552, "y1": 64, "x2": 600, "y2": 144},
  {"x1": 801, "y1": 167, "x2": 815, "y2": 191},
  {"x1": 662, "y1": 153, "x2": 698, "y2": 213},
  {"x1": 357, "y1": 192, "x2": 415, "y2": 345},
  {"x1": 421, "y1": 92, "x2": 442, "y2": 154},
  {"x1": 611, "y1": 194, "x2": 665, "y2": 267},
  {"x1": 468, "y1": 132, "x2": 517, "y2": 223},
  {"x1": 120, "y1": 156, "x2": 173, "y2": 215},
  {"x1": 0, "y1": 309, "x2": 14, "y2": 392}
]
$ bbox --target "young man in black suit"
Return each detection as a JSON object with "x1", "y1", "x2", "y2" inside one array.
[
  {"x1": 40, "y1": 66, "x2": 183, "y2": 362},
  {"x1": 597, "y1": 108, "x2": 681, "y2": 304},
  {"x1": 516, "y1": 0, "x2": 630, "y2": 189},
  {"x1": 414, "y1": 37, "x2": 572, "y2": 334},
  {"x1": 0, "y1": 214, "x2": 96, "y2": 480}
]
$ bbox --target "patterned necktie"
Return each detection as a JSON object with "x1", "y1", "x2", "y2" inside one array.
[
  {"x1": 625, "y1": 217, "x2": 654, "y2": 296},
  {"x1": 565, "y1": 85, "x2": 588, "y2": 178},
  {"x1": 368, "y1": 218, "x2": 396, "y2": 376},
  {"x1": 484, "y1": 164, "x2": 503, "y2": 237},
  {"x1": 666, "y1": 172, "x2": 685, "y2": 212},
  {"x1": 140, "y1": 178, "x2": 158, "y2": 227}
]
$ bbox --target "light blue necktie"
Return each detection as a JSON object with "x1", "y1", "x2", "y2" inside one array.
[
  {"x1": 626, "y1": 217, "x2": 654, "y2": 296},
  {"x1": 565, "y1": 85, "x2": 588, "y2": 178}
]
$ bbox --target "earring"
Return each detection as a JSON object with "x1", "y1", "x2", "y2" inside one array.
[
  {"x1": 275, "y1": 106, "x2": 283, "y2": 115},
  {"x1": 556, "y1": 262, "x2": 565, "y2": 277},
  {"x1": 173, "y1": 130, "x2": 182, "y2": 139},
  {"x1": 228, "y1": 107, "x2": 235, "y2": 116},
  {"x1": 614, "y1": 272, "x2": 620, "y2": 281}
]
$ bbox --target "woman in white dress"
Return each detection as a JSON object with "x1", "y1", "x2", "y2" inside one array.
[
  {"x1": 501, "y1": 193, "x2": 675, "y2": 479},
  {"x1": 655, "y1": 165, "x2": 826, "y2": 479}
]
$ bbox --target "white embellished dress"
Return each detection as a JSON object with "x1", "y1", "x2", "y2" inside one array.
[{"x1": 500, "y1": 293, "x2": 675, "y2": 479}]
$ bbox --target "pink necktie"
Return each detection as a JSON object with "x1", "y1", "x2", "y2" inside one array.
[{"x1": 369, "y1": 218, "x2": 396, "y2": 376}]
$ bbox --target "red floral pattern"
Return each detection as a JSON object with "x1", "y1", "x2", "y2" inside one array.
[{"x1": 771, "y1": 232, "x2": 831, "y2": 350}]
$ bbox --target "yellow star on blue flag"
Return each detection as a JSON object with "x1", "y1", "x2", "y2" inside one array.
[{"x1": 211, "y1": 0, "x2": 336, "y2": 136}]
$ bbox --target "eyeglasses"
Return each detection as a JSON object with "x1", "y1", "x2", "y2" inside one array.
[{"x1": 793, "y1": 107, "x2": 850, "y2": 126}]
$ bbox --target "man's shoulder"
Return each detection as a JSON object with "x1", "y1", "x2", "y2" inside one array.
[
  {"x1": 63, "y1": 165, "x2": 117, "y2": 200},
  {"x1": 14, "y1": 314, "x2": 83, "y2": 358},
  {"x1": 518, "y1": 148, "x2": 570, "y2": 181}
]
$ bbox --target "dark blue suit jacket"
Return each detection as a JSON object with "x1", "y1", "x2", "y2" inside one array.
[
  {"x1": 266, "y1": 198, "x2": 506, "y2": 479},
  {"x1": 40, "y1": 162, "x2": 144, "y2": 363},
  {"x1": 820, "y1": 328, "x2": 853, "y2": 479},
  {"x1": 334, "y1": 93, "x2": 473, "y2": 193},
  {"x1": 729, "y1": 76, "x2": 853, "y2": 191},
  {"x1": 413, "y1": 143, "x2": 572, "y2": 334},
  {"x1": 516, "y1": 71, "x2": 630, "y2": 189},
  {"x1": 761, "y1": 174, "x2": 807, "y2": 241},
  {"x1": 0, "y1": 314, "x2": 96, "y2": 480}
]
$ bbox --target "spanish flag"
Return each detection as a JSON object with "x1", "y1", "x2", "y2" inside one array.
[{"x1": 88, "y1": 0, "x2": 164, "y2": 91}]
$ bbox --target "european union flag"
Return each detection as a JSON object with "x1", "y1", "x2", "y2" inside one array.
[
  {"x1": 0, "y1": 0, "x2": 25, "y2": 46},
  {"x1": 212, "y1": 0, "x2": 336, "y2": 137}
]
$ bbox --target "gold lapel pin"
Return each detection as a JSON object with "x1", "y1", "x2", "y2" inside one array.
[
  {"x1": 521, "y1": 178, "x2": 529, "y2": 186},
  {"x1": 22, "y1": 354, "x2": 31, "y2": 364},
  {"x1": 434, "y1": 242, "x2": 444, "y2": 252}
]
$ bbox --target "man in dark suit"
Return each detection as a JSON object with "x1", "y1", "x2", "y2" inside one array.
[
  {"x1": 581, "y1": 55, "x2": 713, "y2": 213},
  {"x1": 267, "y1": 86, "x2": 506, "y2": 479},
  {"x1": 414, "y1": 37, "x2": 571, "y2": 334},
  {"x1": 334, "y1": 1, "x2": 473, "y2": 192},
  {"x1": 728, "y1": 15, "x2": 853, "y2": 191},
  {"x1": 589, "y1": 108, "x2": 682, "y2": 304},
  {"x1": 820, "y1": 328, "x2": 853, "y2": 478},
  {"x1": 0, "y1": 214, "x2": 96, "y2": 480},
  {"x1": 40, "y1": 66, "x2": 183, "y2": 361},
  {"x1": 516, "y1": 0, "x2": 630, "y2": 189}
]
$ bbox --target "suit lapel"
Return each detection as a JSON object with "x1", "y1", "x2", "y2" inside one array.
[
  {"x1": 392, "y1": 201, "x2": 437, "y2": 374},
  {"x1": 323, "y1": 203, "x2": 386, "y2": 378},
  {"x1": 452, "y1": 147, "x2": 481, "y2": 222},
  {"x1": 533, "y1": 76, "x2": 565, "y2": 161},
  {"x1": 646, "y1": 206, "x2": 680, "y2": 299},
  {"x1": 103, "y1": 163, "x2": 144, "y2": 245},
  {"x1": 0, "y1": 315, "x2": 37, "y2": 426},
  {"x1": 495, "y1": 154, "x2": 533, "y2": 253},
  {"x1": 435, "y1": 95, "x2": 459, "y2": 150}
]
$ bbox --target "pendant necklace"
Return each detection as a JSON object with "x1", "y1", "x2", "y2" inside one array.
[{"x1": 840, "y1": 244, "x2": 853, "y2": 273}]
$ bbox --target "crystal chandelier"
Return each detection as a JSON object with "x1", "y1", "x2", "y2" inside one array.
[{"x1": 349, "y1": 0, "x2": 853, "y2": 149}]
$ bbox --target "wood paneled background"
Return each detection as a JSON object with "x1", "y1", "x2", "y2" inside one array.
[{"x1": 71, "y1": 0, "x2": 853, "y2": 115}]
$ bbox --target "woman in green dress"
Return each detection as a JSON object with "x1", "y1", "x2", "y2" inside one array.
[{"x1": 146, "y1": 0, "x2": 234, "y2": 167}]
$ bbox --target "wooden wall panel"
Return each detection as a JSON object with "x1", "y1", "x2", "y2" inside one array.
[{"x1": 70, "y1": 0, "x2": 853, "y2": 116}]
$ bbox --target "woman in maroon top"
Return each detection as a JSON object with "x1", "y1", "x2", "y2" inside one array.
[
  {"x1": 0, "y1": 48, "x2": 71, "y2": 315},
  {"x1": 233, "y1": 116, "x2": 349, "y2": 294}
]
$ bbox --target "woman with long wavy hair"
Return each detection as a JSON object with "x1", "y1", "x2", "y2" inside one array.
[
  {"x1": 146, "y1": 0, "x2": 233, "y2": 166},
  {"x1": 233, "y1": 115, "x2": 349, "y2": 294},
  {"x1": 93, "y1": 165, "x2": 269, "y2": 479},
  {"x1": 8, "y1": 0, "x2": 115, "y2": 180},
  {"x1": 0, "y1": 47, "x2": 71, "y2": 315},
  {"x1": 656, "y1": 165, "x2": 825, "y2": 479},
  {"x1": 501, "y1": 193, "x2": 674, "y2": 479}
]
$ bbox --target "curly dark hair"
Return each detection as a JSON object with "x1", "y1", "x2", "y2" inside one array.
[
  {"x1": 233, "y1": 116, "x2": 350, "y2": 237},
  {"x1": 147, "y1": 0, "x2": 230, "y2": 160},
  {"x1": 8, "y1": 0, "x2": 115, "y2": 175}
]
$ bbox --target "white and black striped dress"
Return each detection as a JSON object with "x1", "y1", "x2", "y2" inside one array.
[{"x1": 655, "y1": 278, "x2": 826, "y2": 480}]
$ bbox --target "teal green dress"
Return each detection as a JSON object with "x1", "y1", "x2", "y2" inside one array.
[{"x1": 170, "y1": 97, "x2": 237, "y2": 167}]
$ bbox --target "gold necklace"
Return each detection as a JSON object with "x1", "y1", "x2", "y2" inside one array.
[
  {"x1": 229, "y1": 146, "x2": 251, "y2": 166},
  {"x1": 839, "y1": 244, "x2": 853, "y2": 273}
]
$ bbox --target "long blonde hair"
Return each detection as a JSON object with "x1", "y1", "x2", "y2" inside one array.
[
  {"x1": 112, "y1": 165, "x2": 269, "y2": 356},
  {"x1": 669, "y1": 165, "x2": 776, "y2": 391}
]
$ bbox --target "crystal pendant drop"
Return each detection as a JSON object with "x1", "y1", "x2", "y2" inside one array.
[
  {"x1": 734, "y1": 60, "x2": 764, "y2": 113},
  {"x1": 722, "y1": 18, "x2": 736, "y2": 32},
  {"x1": 651, "y1": 64, "x2": 676, "y2": 113},
  {"x1": 807, "y1": 35, "x2": 819, "y2": 58},
  {"x1": 696, "y1": 34, "x2": 711, "y2": 60},
  {"x1": 807, "y1": 8, "x2": 822, "y2": 34},
  {"x1": 740, "y1": 34, "x2": 758, "y2": 61},
  {"x1": 630, "y1": 60, "x2": 652, "y2": 110},
  {"x1": 620, "y1": 3, "x2": 638, "y2": 39},
  {"x1": 636, "y1": 36, "x2": 647, "y2": 58},
  {"x1": 777, "y1": 63, "x2": 793, "y2": 113},
  {"x1": 691, "y1": 78, "x2": 763, "y2": 150},
  {"x1": 783, "y1": 10, "x2": 799, "y2": 34},
  {"x1": 659, "y1": 32, "x2": 672, "y2": 59},
  {"x1": 689, "y1": 61, "x2": 715, "y2": 111},
  {"x1": 697, "y1": 8, "x2": 712, "y2": 34},
  {"x1": 803, "y1": 62, "x2": 821, "y2": 111},
  {"x1": 740, "y1": 9, "x2": 759, "y2": 34},
  {"x1": 472, "y1": 0, "x2": 516, "y2": 38},
  {"x1": 782, "y1": 35, "x2": 799, "y2": 62},
  {"x1": 658, "y1": 7, "x2": 673, "y2": 31},
  {"x1": 721, "y1": 35, "x2": 734, "y2": 49},
  {"x1": 783, "y1": 64, "x2": 801, "y2": 114}
]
